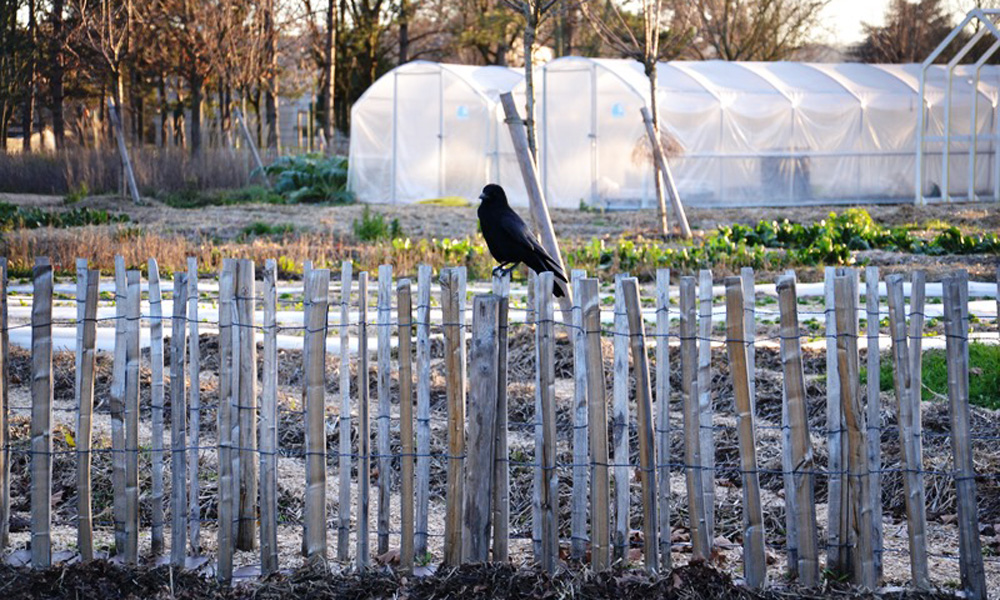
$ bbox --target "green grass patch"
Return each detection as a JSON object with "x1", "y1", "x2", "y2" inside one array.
[
  {"x1": 0, "y1": 202, "x2": 129, "y2": 231},
  {"x1": 861, "y1": 342, "x2": 1000, "y2": 409},
  {"x1": 353, "y1": 206, "x2": 402, "y2": 242},
  {"x1": 238, "y1": 222, "x2": 296, "y2": 241},
  {"x1": 161, "y1": 185, "x2": 285, "y2": 208}
]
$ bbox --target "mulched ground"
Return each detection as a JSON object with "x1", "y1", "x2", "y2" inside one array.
[{"x1": 0, "y1": 560, "x2": 965, "y2": 600}]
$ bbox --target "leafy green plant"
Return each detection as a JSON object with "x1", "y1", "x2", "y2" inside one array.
[
  {"x1": 0, "y1": 202, "x2": 129, "y2": 231},
  {"x1": 261, "y1": 154, "x2": 353, "y2": 204},
  {"x1": 353, "y1": 206, "x2": 402, "y2": 242},
  {"x1": 64, "y1": 182, "x2": 89, "y2": 204},
  {"x1": 238, "y1": 222, "x2": 295, "y2": 241}
]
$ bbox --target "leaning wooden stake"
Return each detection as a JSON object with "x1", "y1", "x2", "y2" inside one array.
[
  {"x1": 260, "y1": 259, "x2": 279, "y2": 574},
  {"x1": 234, "y1": 108, "x2": 271, "y2": 188},
  {"x1": 216, "y1": 260, "x2": 236, "y2": 582},
  {"x1": 415, "y1": 265, "x2": 432, "y2": 560},
  {"x1": 655, "y1": 269, "x2": 671, "y2": 571},
  {"x1": 639, "y1": 106, "x2": 692, "y2": 238},
  {"x1": 76, "y1": 264, "x2": 99, "y2": 560},
  {"x1": 536, "y1": 272, "x2": 558, "y2": 573},
  {"x1": 124, "y1": 270, "x2": 141, "y2": 564},
  {"x1": 236, "y1": 259, "x2": 258, "y2": 551},
  {"x1": 106, "y1": 98, "x2": 141, "y2": 204},
  {"x1": 376, "y1": 264, "x2": 393, "y2": 555},
  {"x1": 30, "y1": 262, "x2": 53, "y2": 568},
  {"x1": 111, "y1": 256, "x2": 127, "y2": 555},
  {"x1": 835, "y1": 273, "x2": 875, "y2": 589},
  {"x1": 724, "y1": 277, "x2": 765, "y2": 588},
  {"x1": 570, "y1": 269, "x2": 589, "y2": 561},
  {"x1": 442, "y1": 268, "x2": 465, "y2": 565},
  {"x1": 680, "y1": 276, "x2": 710, "y2": 561},
  {"x1": 170, "y1": 273, "x2": 189, "y2": 568},
  {"x1": 885, "y1": 274, "x2": 929, "y2": 589},
  {"x1": 777, "y1": 274, "x2": 819, "y2": 586},
  {"x1": 357, "y1": 271, "x2": 371, "y2": 567},
  {"x1": 492, "y1": 272, "x2": 511, "y2": 562},
  {"x1": 864, "y1": 266, "x2": 882, "y2": 577},
  {"x1": 582, "y1": 278, "x2": 610, "y2": 570},
  {"x1": 943, "y1": 274, "x2": 987, "y2": 600},
  {"x1": 622, "y1": 278, "x2": 659, "y2": 573},
  {"x1": 611, "y1": 275, "x2": 629, "y2": 562},
  {"x1": 463, "y1": 294, "x2": 500, "y2": 562},
  {"x1": 399, "y1": 279, "x2": 415, "y2": 570},
  {"x1": 304, "y1": 267, "x2": 330, "y2": 563},
  {"x1": 697, "y1": 269, "x2": 715, "y2": 544},
  {"x1": 338, "y1": 261, "x2": 354, "y2": 562}
]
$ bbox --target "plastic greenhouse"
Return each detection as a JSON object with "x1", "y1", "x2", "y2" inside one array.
[
  {"x1": 347, "y1": 60, "x2": 522, "y2": 204},
  {"x1": 348, "y1": 57, "x2": 1000, "y2": 208}
]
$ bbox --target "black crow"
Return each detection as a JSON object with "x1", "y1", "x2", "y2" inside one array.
[{"x1": 477, "y1": 183, "x2": 568, "y2": 297}]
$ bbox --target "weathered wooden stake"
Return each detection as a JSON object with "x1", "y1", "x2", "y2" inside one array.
[
  {"x1": 680, "y1": 276, "x2": 710, "y2": 561},
  {"x1": 77, "y1": 264, "x2": 99, "y2": 560},
  {"x1": 357, "y1": 271, "x2": 371, "y2": 567},
  {"x1": 442, "y1": 268, "x2": 465, "y2": 565},
  {"x1": 399, "y1": 278, "x2": 415, "y2": 570},
  {"x1": 111, "y1": 255, "x2": 126, "y2": 555},
  {"x1": 463, "y1": 294, "x2": 500, "y2": 562},
  {"x1": 124, "y1": 270, "x2": 141, "y2": 564},
  {"x1": 492, "y1": 272, "x2": 510, "y2": 562},
  {"x1": 570, "y1": 269, "x2": 589, "y2": 561},
  {"x1": 304, "y1": 267, "x2": 330, "y2": 563},
  {"x1": 148, "y1": 261, "x2": 164, "y2": 558},
  {"x1": 697, "y1": 269, "x2": 714, "y2": 545},
  {"x1": 0, "y1": 258, "x2": 8, "y2": 551},
  {"x1": 864, "y1": 267, "x2": 882, "y2": 577},
  {"x1": 885, "y1": 274, "x2": 929, "y2": 589},
  {"x1": 824, "y1": 266, "x2": 846, "y2": 572},
  {"x1": 338, "y1": 260, "x2": 353, "y2": 562},
  {"x1": 260, "y1": 259, "x2": 279, "y2": 574},
  {"x1": 639, "y1": 106, "x2": 692, "y2": 238},
  {"x1": 612, "y1": 275, "x2": 629, "y2": 561},
  {"x1": 415, "y1": 265, "x2": 432, "y2": 560},
  {"x1": 377, "y1": 264, "x2": 393, "y2": 555},
  {"x1": 724, "y1": 277, "x2": 765, "y2": 587},
  {"x1": 655, "y1": 269, "x2": 671, "y2": 571},
  {"x1": 582, "y1": 278, "x2": 610, "y2": 570},
  {"x1": 170, "y1": 273, "x2": 188, "y2": 568},
  {"x1": 943, "y1": 274, "x2": 987, "y2": 600},
  {"x1": 186, "y1": 258, "x2": 201, "y2": 554},
  {"x1": 216, "y1": 259, "x2": 236, "y2": 581},
  {"x1": 536, "y1": 272, "x2": 558, "y2": 573},
  {"x1": 622, "y1": 278, "x2": 659, "y2": 573},
  {"x1": 30, "y1": 262, "x2": 53, "y2": 568},
  {"x1": 235, "y1": 259, "x2": 258, "y2": 551}
]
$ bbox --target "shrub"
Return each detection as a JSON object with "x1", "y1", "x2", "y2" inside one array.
[{"x1": 353, "y1": 206, "x2": 402, "y2": 242}]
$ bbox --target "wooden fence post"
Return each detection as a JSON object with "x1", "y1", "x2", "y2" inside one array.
[
  {"x1": 612, "y1": 275, "x2": 629, "y2": 562},
  {"x1": 442, "y1": 268, "x2": 465, "y2": 565},
  {"x1": 186, "y1": 258, "x2": 201, "y2": 554},
  {"x1": 399, "y1": 278, "x2": 415, "y2": 570},
  {"x1": 76, "y1": 264, "x2": 98, "y2": 560},
  {"x1": 304, "y1": 267, "x2": 330, "y2": 563},
  {"x1": 338, "y1": 260, "x2": 353, "y2": 562},
  {"x1": 582, "y1": 278, "x2": 610, "y2": 570},
  {"x1": 376, "y1": 264, "x2": 393, "y2": 555},
  {"x1": 885, "y1": 274, "x2": 929, "y2": 589},
  {"x1": 357, "y1": 271, "x2": 371, "y2": 567},
  {"x1": 124, "y1": 270, "x2": 141, "y2": 564},
  {"x1": 740, "y1": 268, "x2": 756, "y2": 411},
  {"x1": 492, "y1": 272, "x2": 510, "y2": 562},
  {"x1": 824, "y1": 267, "x2": 845, "y2": 572},
  {"x1": 170, "y1": 273, "x2": 188, "y2": 568},
  {"x1": 655, "y1": 269, "x2": 671, "y2": 571},
  {"x1": 111, "y1": 255, "x2": 126, "y2": 555},
  {"x1": 570, "y1": 269, "x2": 589, "y2": 561},
  {"x1": 907, "y1": 270, "x2": 926, "y2": 541},
  {"x1": 147, "y1": 260, "x2": 164, "y2": 558},
  {"x1": 943, "y1": 274, "x2": 987, "y2": 600},
  {"x1": 0, "y1": 257, "x2": 7, "y2": 551},
  {"x1": 680, "y1": 276, "x2": 710, "y2": 561},
  {"x1": 260, "y1": 259, "x2": 279, "y2": 574},
  {"x1": 463, "y1": 294, "x2": 500, "y2": 563},
  {"x1": 622, "y1": 278, "x2": 658, "y2": 573},
  {"x1": 864, "y1": 266, "x2": 882, "y2": 577},
  {"x1": 776, "y1": 274, "x2": 819, "y2": 586},
  {"x1": 236, "y1": 259, "x2": 258, "y2": 551},
  {"x1": 536, "y1": 272, "x2": 558, "y2": 573},
  {"x1": 216, "y1": 259, "x2": 236, "y2": 581},
  {"x1": 30, "y1": 262, "x2": 52, "y2": 568},
  {"x1": 415, "y1": 265, "x2": 432, "y2": 560},
  {"x1": 724, "y1": 277, "x2": 765, "y2": 588},
  {"x1": 697, "y1": 269, "x2": 715, "y2": 545},
  {"x1": 834, "y1": 273, "x2": 875, "y2": 589}
]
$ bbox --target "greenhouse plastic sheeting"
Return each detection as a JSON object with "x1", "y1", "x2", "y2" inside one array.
[{"x1": 348, "y1": 57, "x2": 1000, "y2": 208}]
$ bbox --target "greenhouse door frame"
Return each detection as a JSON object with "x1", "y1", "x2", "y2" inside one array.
[
  {"x1": 391, "y1": 69, "x2": 445, "y2": 204},
  {"x1": 916, "y1": 7, "x2": 1000, "y2": 205},
  {"x1": 541, "y1": 63, "x2": 598, "y2": 207}
]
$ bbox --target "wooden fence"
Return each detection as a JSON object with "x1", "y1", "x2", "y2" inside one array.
[{"x1": 0, "y1": 257, "x2": 995, "y2": 599}]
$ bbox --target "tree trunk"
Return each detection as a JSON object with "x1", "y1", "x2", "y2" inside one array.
[
  {"x1": 399, "y1": 0, "x2": 410, "y2": 64},
  {"x1": 159, "y1": 76, "x2": 168, "y2": 147},
  {"x1": 523, "y1": 6, "x2": 538, "y2": 162},
  {"x1": 264, "y1": 0, "x2": 280, "y2": 151},
  {"x1": 22, "y1": 0, "x2": 36, "y2": 152},
  {"x1": 190, "y1": 73, "x2": 203, "y2": 154},
  {"x1": 321, "y1": 0, "x2": 336, "y2": 144},
  {"x1": 51, "y1": 0, "x2": 64, "y2": 149},
  {"x1": 647, "y1": 61, "x2": 669, "y2": 237}
]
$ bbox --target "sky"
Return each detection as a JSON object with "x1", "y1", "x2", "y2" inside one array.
[{"x1": 820, "y1": 0, "x2": 893, "y2": 46}]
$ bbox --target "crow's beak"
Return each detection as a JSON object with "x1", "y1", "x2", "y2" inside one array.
[{"x1": 478, "y1": 193, "x2": 487, "y2": 201}]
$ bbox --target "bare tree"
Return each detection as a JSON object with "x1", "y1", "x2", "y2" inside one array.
[
  {"x1": 690, "y1": 0, "x2": 825, "y2": 61},
  {"x1": 852, "y1": 0, "x2": 959, "y2": 63},
  {"x1": 582, "y1": 0, "x2": 693, "y2": 236},
  {"x1": 75, "y1": 0, "x2": 133, "y2": 120}
]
